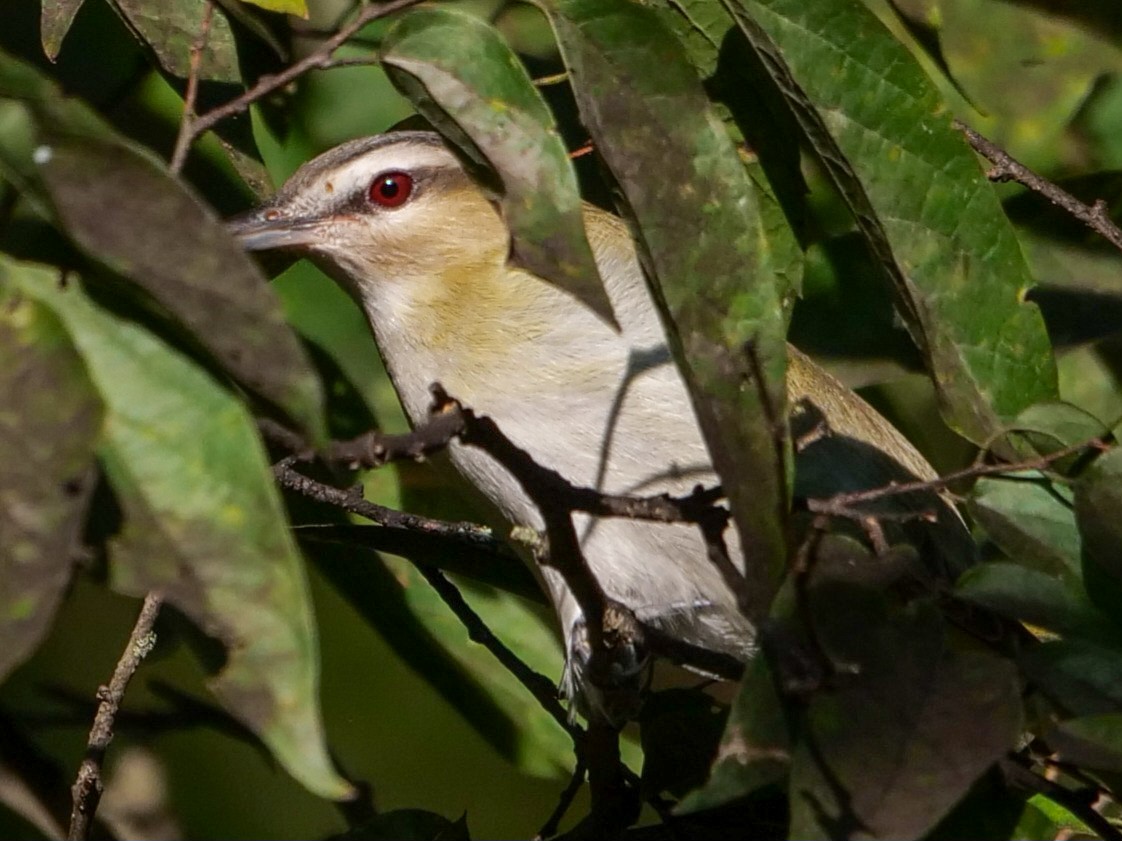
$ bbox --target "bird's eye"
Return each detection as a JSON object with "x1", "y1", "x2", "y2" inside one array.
[{"x1": 368, "y1": 171, "x2": 414, "y2": 208}]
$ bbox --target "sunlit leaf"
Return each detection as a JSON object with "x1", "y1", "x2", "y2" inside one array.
[
  {"x1": 108, "y1": 0, "x2": 241, "y2": 83},
  {"x1": 4, "y1": 257, "x2": 350, "y2": 801},
  {"x1": 724, "y1": 0, "x2": 1058, "y2": 447},
  {"x1": 40, "y1": 0, "x2": 86, "y2": 61},
  {"x1": 381, "y1": 6, "x2": 616, "y2": 328},
  {"x1": 0, "y1": 48, "x2": 327, "y2": 442},
  {"x1": 238, "y1": 0, "x2": 309, "y2": 18},
  {"x1": 544, "y1": 0, "x2": 790, "y2": 610}
]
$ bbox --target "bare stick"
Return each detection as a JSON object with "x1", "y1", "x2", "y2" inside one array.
[
  {"x1": 168, "y1": 1, "x2": 214, "y2": 174},
  {"x1": 170, "y1": 0, "x2": 426, "y2": 168},
  {"x1": 416, "y1": 566, "x2": 577, "y2": 739},
  {"x1": 812, "y1": 434, "x2": 1108, "y2": 515},
  {"x1": 67, "y1": 8, "x2": 214, "y2": 829},
  {"x1": 67, "y1": 593, "x2": 163, "y2": 840},
  {"x1": 956, "y1": 120, "x2": 1122, "y2": 254}
]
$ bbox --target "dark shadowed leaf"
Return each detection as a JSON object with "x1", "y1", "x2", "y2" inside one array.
[
  {"x1": 881, "y1": 0, "x2": 976, "y2": 108},
  {"x1": 380, "y1": 6, "x2": 615, "y2": 328},
  {"x1": 969, "y1": 475, "x2": 1081, "y2": 582},
  {"x1": 0, "y1": 49, "x2": 326, "y2": 441},
  {"x1": 0, "y1": 273, "x2": 101, "y2": 683},
  {"x1": 1049, "y1": 714, "x2": 1122, "y2": 773},
  {"x1": 956, "y1": 562, "x2": 1121, "y2": 643},
  {"x1": 108, "y1": 0, "x2": 240, "y2": 83},
  {"x1": 788, "y1": 575, "x2": 1022, "y2": 840},
  {"x1": 1020, "y1": 638, "x2": 1122, "y2": 716},
  {"x1": 544, "y1": 0, "x2": 789, "y2": 613},
  {"x1": 1009, "y1": 400, "x2": 1109, "y2": 464},
  {"x1": 40, "y1": 0, "x2": 86, "y2": 60},
  {"x1": 724, "y1": 0, "x2": 1057, "y2": 446},
  {"x1": 6, "y1": 259, "x2": 349, "y2": 800},
  {"x1": 640, "y1": 689, "x2": 728, "y2": 799},
  {"x1": 1075, "y1": 446, "x2": 1122, "y2": 585},
  {"x1": 676, "y1": 653, "x2": 789, "y2": 813}
]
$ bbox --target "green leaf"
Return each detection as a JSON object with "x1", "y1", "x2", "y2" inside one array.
[
  {"x1": 788, "y1": 581, "x2": 1022, "y2": 840},
  {"x1": 1049, "y1": 713, "x2": 1122, "y2": 773},
  {"x1": 969, "y1": 475, "x2": 1081, "y2": 582},
  {"x1": 956, "y1": 562, "x2": 1121, "y2": 642},
  {"x1": 107, "y1": 0, "x2": 241, "y2": 83},
  {"x1": 1008, "y1": 400, "x2": 1109, "y2": 465},
  {"x1": 380, "y1": 6, "x2": 616, "y2": 328},
  {"x1": 725, "y1": 0, "x2": 1058, "y2": 446},
  {"x1": 647, "y1": 2, "x2": 807, "y2": 318},
  {"x1": 0, "y1": 48, "x2": 327, "y2": 442},
  {"x1": 1019, "y1": 638, "x2": 1122, "y2": 716},
  {"x1": 543, "y1": 0, "x2": 789, "y2": 612},
  {"x1": 40, "y1": 0, "x2": 86, "y2": 61},
  {"x1": 1075, "y1": 446, "x2": 1122, "y2": 585},
  {"x1": 3, "y1": 256, "x2": 350, "y2": 801},
  {"x1": 238, "y1": 0, "x2": 309, "y2": 17},
  {"x1": 0, "y1": 281, "x2": 101, "y2": 683}
]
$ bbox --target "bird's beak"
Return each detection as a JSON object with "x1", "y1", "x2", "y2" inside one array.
[{"x1": 225, "y1": 206, "x2": 324, "y2": 252}]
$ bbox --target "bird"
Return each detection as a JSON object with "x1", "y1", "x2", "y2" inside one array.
[{"x1": 227, "y1": 129, "x2": 973, "y2": 720}]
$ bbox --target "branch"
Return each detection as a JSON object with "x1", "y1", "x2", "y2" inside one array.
[
  {"x1": 169, "y1": 0, "x2": 426, "y2": 170},
  {"x1": 168, "y1": 0, "x2": 214, "y2": 174},
  {"x1": 809, "y1": 433, "x2": 1109, "y2": 517},
  {"x1": 67, "y1": 593, "x2": 163, "y2": 841},
  {"x1": 956, "y1": 120, "x2": 1122, "y2": 255},
  {"x1": 415, "y1": 566, "x2": 577, "y2": 740}
]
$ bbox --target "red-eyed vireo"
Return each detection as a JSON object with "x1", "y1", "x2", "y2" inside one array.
[{"x1": 228, "y1": 131, "x2": 972, "y2": 719}]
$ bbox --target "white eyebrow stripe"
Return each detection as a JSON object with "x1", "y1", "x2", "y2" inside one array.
[{"x1": 319, "y1": 145, "x2": 459, "y2": 201}]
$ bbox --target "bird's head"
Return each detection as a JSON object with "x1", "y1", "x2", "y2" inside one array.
[{"x1": 227, "y1": 131, "x2": 511, "y2": 302}]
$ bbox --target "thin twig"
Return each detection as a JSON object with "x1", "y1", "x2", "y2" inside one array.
[
  {"x1": 168, "y1": 1, "x2": 214, "y2": 174},
  {"x1": 273, "y1": 458, "x2": 498, "y2": 546},
  {"x1": 67, "y1": 593, "x2": 163, "y2": 841},
  {"x1": 320, "y1": 56, "x2": 381, "y2": 70},
  {"x1": 416, "y1": 566, "x2": 577, "y2": 739},
  {"x1": 172, "y1": 0, "x2": 425, "y2": 165},
  {"x1": 956, "y1": 120, "x2": 1122, "y2": 254},
  {"x1": 811, "y1": 433, "x2": 1109, "y2": 514}
]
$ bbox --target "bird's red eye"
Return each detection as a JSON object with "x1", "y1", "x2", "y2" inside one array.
[{"x1": 368, "y1": 171, "x2": 414, "y2": 208}]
